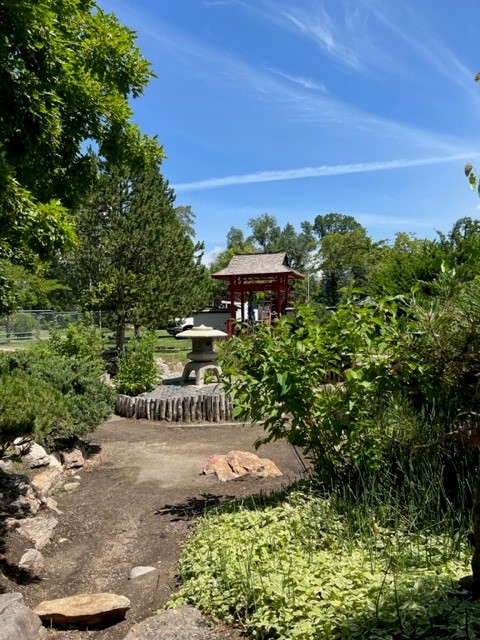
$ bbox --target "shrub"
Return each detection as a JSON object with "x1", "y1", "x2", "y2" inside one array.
[
  {"x1": 115, "y1": 331, "x2": 159, "y2": 396},
  {"x1": 49, "y1": 321, "x2": 105, "y2": 362},
  {"x1": 0, "y1": 342, "x2": 114, "y2": 448},
  {"x1": 9, "y1": 311, "x2": 39, "y2": 335},
  {"x1": 0, "y1": 370, "x2": 71, "y2": 447}
]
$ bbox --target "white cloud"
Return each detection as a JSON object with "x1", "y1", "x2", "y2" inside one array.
[
  {"x1": 202, "y1": 245, "x2": 226, "y2": 266},
  {"x1": 174, "y1": 153, "x2": 479, "y2": 191},
  {"x1": 266, "y1": 67, "x2": 327, "y2": 92}
]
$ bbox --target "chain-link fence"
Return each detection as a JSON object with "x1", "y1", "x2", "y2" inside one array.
[{"x1": 0, "y1": 310, "x2": 82, "y2": 343}]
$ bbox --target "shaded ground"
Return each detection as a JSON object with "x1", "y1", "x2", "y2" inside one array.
[{"x1": 1, "y1": 416, "x2": 306, "y2": 639}]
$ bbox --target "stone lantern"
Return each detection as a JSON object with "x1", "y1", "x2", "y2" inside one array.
[{"x1": 176, "y1": 324, "x2": 228, "y2": 386}]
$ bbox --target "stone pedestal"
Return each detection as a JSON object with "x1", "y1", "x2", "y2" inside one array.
[{"x1": 176, "y1": 325, "x2": 228, "y2": 386}]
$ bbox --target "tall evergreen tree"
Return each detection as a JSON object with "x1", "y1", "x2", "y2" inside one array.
[{"x1": 69, "y1": 162, "x2": 210, "y2": 350}]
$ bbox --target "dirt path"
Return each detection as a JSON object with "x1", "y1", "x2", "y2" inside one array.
[{"x1": 3, "y1": 416, "x2": 306, "y2": 639}]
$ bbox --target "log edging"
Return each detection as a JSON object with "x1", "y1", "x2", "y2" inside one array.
[{"x1": 115, "y1": 391, "x2": 235, "y2": 422}]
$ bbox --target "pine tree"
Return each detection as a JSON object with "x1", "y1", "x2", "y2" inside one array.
[{"x1": 70, "y1": 162, "x2": 211, "y2": 350}]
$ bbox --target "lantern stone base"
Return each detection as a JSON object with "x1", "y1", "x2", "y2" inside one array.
[{"x1": 181, "y1": 362, "x2": 223, "y2": 386}]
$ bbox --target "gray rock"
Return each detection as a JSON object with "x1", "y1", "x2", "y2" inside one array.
[
  {"x1": 13, "y1": 437, "x2": 32, "y2": 455},
  {"x1": 122, "y1": 606, "x2": 219, "y2": 640},
  {"x1": 63, "y1": 482, "x2": 80, "y2": 493},
  {"x1": 48, "y1": 453, "x2": 63, "y2": 469},
  {"x1": 0, "y1": 456, "x2": 13, "y2": 471},
  {"x1": 34, "y1": 593, "x2": 130, "y2": 628},
  {"x1": 19, "y1": 549, "x2": 45, "y2": 576},
  {"x1": 17, "y1": 516, "x2": 58, "y2": 549},
  {"x1": 31, "y1": 467, "x2": 64, "y2": 498},
  {"x1": 22, "y1": 443, "x2": 51, "y2": 468},
  {"x1": 0, "y1": 592, "x2": 47, "y2": 640},
  {"x1": 129, "y1": 566, "x2": 158, "y2": 580},
  {"x1": 0, "y1": 472, "x2": 41, "y2": 516},
  {"x1": 60, "y1": 448, "x2": 85, "y2": 469}
]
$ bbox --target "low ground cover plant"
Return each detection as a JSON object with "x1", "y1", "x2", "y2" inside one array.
[{"x1": 172, "y1": 491, "x2": 478, "y2": 640}]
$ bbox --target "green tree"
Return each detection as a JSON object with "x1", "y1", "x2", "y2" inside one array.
[
  {"x1": 70, "y1": 162, "x2": 210, "y2": 350},
  {"x1": 247, "y1": 213, "x2": 281, "y2": 252},
  {"x1": 366, "y1": 232, "x2": 441, "y2": 296},
  {"x1": 317, "y1": 226, "x2": 377, "y2": 306},
  {"x1": 313, "y1": 212, "x2": 363, "y2": 238},
  {"x1": 0, "y1": 0, "x2": 161, "y2": 310}
]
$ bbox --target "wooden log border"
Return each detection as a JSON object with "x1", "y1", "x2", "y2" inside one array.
[{"x1": 115, "y1": 391, "x2": 235, "y2": 422}]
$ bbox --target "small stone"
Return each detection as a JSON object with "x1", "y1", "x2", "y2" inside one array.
[
  {"x1": 63, "y1": 482, "x2": 80, "y2": 493},
  {"x1": 42, "y1": 496, "x2": 62, "y2": 515},
  {"x1": 17, "y1": 516, "x2": 58, "y2": 549},
  {"x1": 73, "y1": 475, "x2": 81, "y2": 480},
  {"x1": 34, "y1": 593, "x2": 130, "y2": 628},
  {"x1": 60, "y1": 448, "x2": 85, "y2": 470},
  {"x1": 58, "y1": 538, "x2": 68, "y2": 543},
  {"x1": 19, "y1": 549, "x2": 45, "y2": 576},
  {"x1": 129, "y1": 566, "x2": 158, "y2": 580}
]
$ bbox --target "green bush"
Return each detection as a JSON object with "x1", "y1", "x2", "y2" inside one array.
[
  {"x1": 49, "y1": 321, "x2": 105, "y2": 362},
  {"x1": 172, "y1": 493, "x2": 477, "y2": 640},
  {"x1": 0, "y1": 342, "x2": 114, "y2": 449},
  {"x1": 115, "y1": 331, "x2": 159, "y2": 396},
  {"x1": 9, "y1": 311, "x2": 39, "y2": 335},
  {"x1": 0, "y1": 370, "x2": 71, "y2": 446}
]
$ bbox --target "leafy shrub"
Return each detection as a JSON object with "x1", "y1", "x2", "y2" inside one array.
[
  {"x1": 115, "y1": 331, "x2": 159, "y2": 396},
  {"x1": 172, "y1": 493, "x2": 478, "y2": 640},
  {"x1": 49, "y1": 321, "x2": 105, "y2": 362},
  {"x1": 221, "y1": 297, "x2": 405, "y2": 478},
  {"x1": 9, "y1": 311, "x2": 39, "y2": 335},
  {"x1": 0, "y1": 342, "x2": 114, "y2": 448},
  {"x1": 0, "y1": 370, "x2": 71, "y2": 447}
]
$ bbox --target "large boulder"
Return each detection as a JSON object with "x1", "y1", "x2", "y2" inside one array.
[
  {"x1": 122, "y1": 606, "x2": 218, "y2": 640},
  {"x1": 21, "y1": 443, "x2": 51, "y2": 469},
  {"x1": 203, "y1": 450, "x2": 282, "y2": 482},
  {"x1": 31, "y1": 467, "x2": 64, "y2": 499},
  {"x1": 34, "y1": 593, "x2": 130, "y2": 628},
  {"x1": 0, "y1": 592, "x2": 47, "y2": 640}
]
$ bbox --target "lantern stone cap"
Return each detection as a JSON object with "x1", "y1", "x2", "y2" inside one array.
[{"x1": 176, "y1": 324, "x2": 228, "y2": 339}]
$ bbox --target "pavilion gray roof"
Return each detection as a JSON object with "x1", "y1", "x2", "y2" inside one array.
[{"x1": 212, "y1": 252, "x2": 303, "y2": 278}]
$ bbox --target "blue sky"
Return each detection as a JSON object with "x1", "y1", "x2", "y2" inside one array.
[{"x1": 99, "y1": 0, "x2": 480, "y2": 260}]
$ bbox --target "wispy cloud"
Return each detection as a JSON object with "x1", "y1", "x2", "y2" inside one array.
[
  {"x1": 174, "y1": 153, "x2": 478, "y2": 191},
  {"x1": 266, "y1": 67, "x2": 327, "y2": 92},
  {"x1": 281, "y1": 5, "x2": 363, "y2": 70}
]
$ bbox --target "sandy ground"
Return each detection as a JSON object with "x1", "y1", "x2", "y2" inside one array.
[{"x1": 1, "y1": 416, "x2": 307, "y2": 639}]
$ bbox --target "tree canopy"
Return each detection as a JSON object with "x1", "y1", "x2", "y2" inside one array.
[{"x1": 0, "y1": 0, "x2": 162, "y2": 310}]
